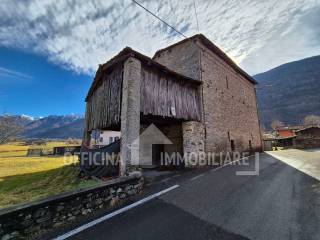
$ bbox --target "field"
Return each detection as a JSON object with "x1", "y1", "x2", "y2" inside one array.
[{"x1": 0, "y1": 142, "x2": 97, "y2": 209}]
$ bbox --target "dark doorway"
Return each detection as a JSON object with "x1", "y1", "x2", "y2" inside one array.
[
  {"x1": 152, "y1": 144, "x2": 165, "y2": 166},
  {"x1": 230, "y1": 140, "x2": 235, "y2": 151}
]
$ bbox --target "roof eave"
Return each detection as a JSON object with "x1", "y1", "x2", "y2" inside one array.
[{"x1": 85, "y1": 47, "x2": 201, "y2": 101}]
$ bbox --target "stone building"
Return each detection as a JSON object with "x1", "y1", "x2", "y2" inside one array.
[
  {"x1": 153, "y1": 34, "x2": 262, "y2": 155},
  {"x1": 265, "y1": 125, "x2": 320, "y2": 149},
  {"x1": 82, "y1": 34, "x2": 262, "y2": 175},
  {"x1": 294, "y1": 126, "x2": 320, "y2": 149}
]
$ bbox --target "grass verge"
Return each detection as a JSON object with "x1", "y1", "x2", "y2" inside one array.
[{"x1": 0, "y1": 142, "x2": 97, "y2": 209}]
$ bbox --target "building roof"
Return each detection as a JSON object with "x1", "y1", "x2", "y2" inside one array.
[
  {"x1": 86, "y1": 47, "x2": 202, "y2": 101},
  {"x1": 274, "y1": 125, "x2": 320, "y2": 131},
  {"x1": 296, "y1": 125, "x2": 320, "y2": 132},
  {"x1": 153, "y1": 34, "x2": 257, "y2": 85},
  {"x1": 276, "y1": 136, "x2": 296, "y2": 140},
  {"x1": 262, "y1": 133, "x2": 276, "y2": 141},
  {"x1": 274, "y1": 125, "x2": 304, "y2": 131}
]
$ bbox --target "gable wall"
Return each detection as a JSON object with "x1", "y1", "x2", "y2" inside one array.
[
  {"x1": 154, "y1": 39, "x2": 262, "y2": 153},
  {"x1": 154, "y1": 40, "x2": 201, "y2": 80},
  {"x1": 198, "y1": 41, "x2": 261, "y2": 152}
]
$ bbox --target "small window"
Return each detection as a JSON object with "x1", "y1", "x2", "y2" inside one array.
[
  {"x1": 99, "y1": 137, "x2": 103, "y2": 142},
  {"x1": 230, "y1": 140, "x2": 235, "y2": 151},
  {"x1": 109, "y1": 137, "x2": 114, "y2": 143},
  {"x1": 249, "y1": 140, "x2": 252, "y2": 149},
  {"x1": 226, "y1": 76, "x2": 229, "y2": 89}
]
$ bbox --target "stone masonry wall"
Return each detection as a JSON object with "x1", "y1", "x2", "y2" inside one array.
[
  {"x1": 198, "y1": 41, "x2": 262, "y2": 153},
  {"x1": 0, "y1": 174, "x2": 143, "y2": 240},
  {"x1": 182, "y1": 121, "x2": 205, "y2": 167},
  {"x1": 161, "y1": 124, "x2": 183, "y2": 157},
  {"x1": 154, "y1": 40, "x2": 200, "y2": 80},
  {"x1": 154, "y1": 38, "x2": 262, "y2": 154}
]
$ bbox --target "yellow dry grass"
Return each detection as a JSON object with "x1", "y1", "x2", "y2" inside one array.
[
  {"x1": 0, "y1": 142, "x2": 97, "y2": 209},
  {"x1": 0, "y1": 141, "x2": 79, "y2": 157}
]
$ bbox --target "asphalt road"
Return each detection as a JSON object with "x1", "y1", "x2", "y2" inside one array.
[{"x1": 58, "y1": 153, "x2": 320, "y2": 240}]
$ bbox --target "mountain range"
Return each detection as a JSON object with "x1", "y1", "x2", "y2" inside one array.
[
  {"x1": 254, "y1": 55, "x2": 320, "y2": 129},
  {"x1": 1, "y1": 114, "x2": 85, "y2": 139}
]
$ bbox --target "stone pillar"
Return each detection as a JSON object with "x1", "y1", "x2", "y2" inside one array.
[
  {"x1": 182, "y1": 121, "x2": 205, "y2": 167},
  {"x1": 120, "y1": 57, "x2": 141, "y2": 175}
]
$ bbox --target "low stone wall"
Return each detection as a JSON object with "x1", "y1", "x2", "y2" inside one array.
[{"x1": 0, "y1": 172, "x2": 143, "y2": 240}]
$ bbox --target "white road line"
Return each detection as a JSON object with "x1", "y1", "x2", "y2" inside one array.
[
  {"x1": 190, "y1": 173, "x2": 205, "y2": 181},
  {"x1": 210, "y1": 156, "x2": 250, "y2": 172},
  {"x1": 172, "y1": 174, "x2": 181, "y2": 178},
  {"x1": 53, "y1": 185, "x2": 179, "y2": 240},
  {"x1": 161, "y1": 177, "x2": 171, "y2": 182}
]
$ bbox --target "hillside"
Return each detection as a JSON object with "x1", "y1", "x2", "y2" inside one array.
[
  {"x1": 0, "y1": 115, "x2": 84, "y2": 139},
  {"x1": 23, "y1": 115, "x2": 84, "y2": 139},
  {"x1": 254, "y1": 56, "x2": 320, "y2": 129}
]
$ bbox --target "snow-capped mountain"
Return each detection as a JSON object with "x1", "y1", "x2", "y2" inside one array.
[{"x1": 0, "y1": 114, "x2": 84, "y2": 139}]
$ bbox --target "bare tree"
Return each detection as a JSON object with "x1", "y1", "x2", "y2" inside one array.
[
  {"x1": 0, "y1": 116, "x2": 24, "y2": 144},
  {"x1": 271, "y1": 120, "x2": 284, "y2": 130},
  {"x1": 303, "y1": 114, "x2": 320, "y2": 126}
]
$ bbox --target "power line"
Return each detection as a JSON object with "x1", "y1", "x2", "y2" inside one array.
[
  {"x1": 193, "y1": 0, "x2": 200, "y2": 32},
  {"x1": 132, "y1": 0, "x2": 188, "y2": 39}
]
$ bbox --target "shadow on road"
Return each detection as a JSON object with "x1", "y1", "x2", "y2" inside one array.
[{"x1": 69, "y1": 198, "x2": 250, "y2": 240}]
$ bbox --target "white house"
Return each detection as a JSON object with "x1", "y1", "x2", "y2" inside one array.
[{"x1": 92, "y1": 130, "x2": 121, "y2": 146}]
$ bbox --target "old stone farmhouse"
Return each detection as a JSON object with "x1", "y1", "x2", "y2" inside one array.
[
  {"x1": 267, "y1": 125, "x2": 320, "y2": 149},
  {"x1": 82, "y1": 34, "x2": 262, "y2": 175}
]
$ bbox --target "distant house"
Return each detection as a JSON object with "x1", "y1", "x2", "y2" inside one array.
[
  {"x1": 98, "y1": 131, "x2": 120, "y2": 146},
  {"x1": 27, "y1": 148, "x2": 43, "y2": 156},
  {"x1": 294, "y1": 126, "x2": 320, "y2": 149},
  {"x1": 53, "y1": 146, "x2": 81, "y2": 155},
  {"x1": 262, "y1": 133, "x2": 276, "y2": 151},
  {"x1": 273, "y1": 125, "x2": 303, "y2": 138},
  {"x1": 90, "y1": 130, "x2": 120, "y2": 147},
  {"x1": 269, "y1": 125, "x2": 320, "y2": 149}
]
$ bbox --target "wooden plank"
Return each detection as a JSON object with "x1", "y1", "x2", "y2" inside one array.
[{"x1": 140, "y1": 65, "x2": 201, "y2": 121}]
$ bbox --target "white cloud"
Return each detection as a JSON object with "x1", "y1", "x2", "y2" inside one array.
[
  {"x1": 0, "y1": 67, "x2": 33, "y2": 79},
  {"x1": 0, "y1": 0, "x2": 319, "y2": 75},
  {"x1": 241, "y1": 5, "x2": 320, "y2": 74}
]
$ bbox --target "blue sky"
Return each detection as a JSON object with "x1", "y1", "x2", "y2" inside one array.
[
  {"x1": 1, "y1": 0, "x2": 320, "y2": 117},
  {"x1": 0, "y1": 47, "x2": 91, "y2": 117}
]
